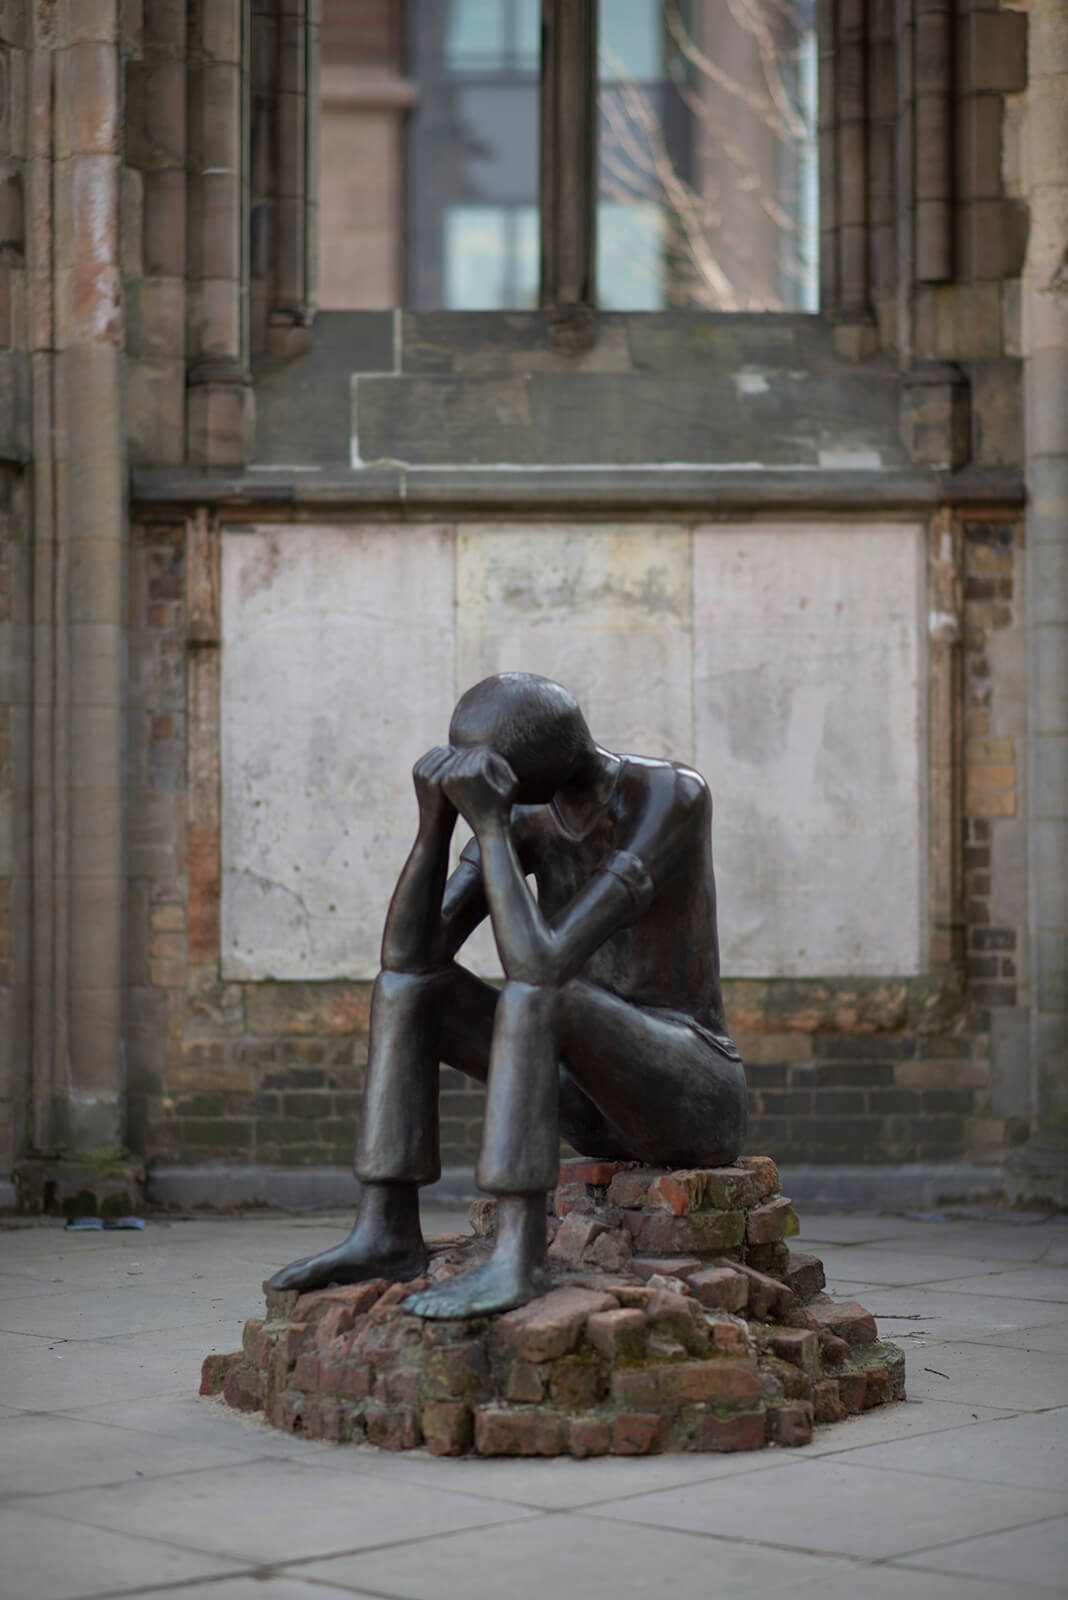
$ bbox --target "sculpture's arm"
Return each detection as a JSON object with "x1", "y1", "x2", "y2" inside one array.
[
  {"x1": 380, "y1": 747, "x2": 469, "y2": 973},
  {"x1": 444, "y1": 750, "x2": 704, "y2": 986}
]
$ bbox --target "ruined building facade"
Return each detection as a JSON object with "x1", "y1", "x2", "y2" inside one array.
[{"x1": 0, "y1": 1, "x2": 1065, "y2": 1210}]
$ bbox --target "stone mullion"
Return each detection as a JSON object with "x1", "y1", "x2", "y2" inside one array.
[
  {"x1": 817, "y1": 0, "x2": 840, "y2": 314},
  {"x1": 186, "y1": 0, "x2": 254, "y2": 466},
  {"x1": 927, "y1": 509, "x2": 965, "y2": 969},
  {"x1": 913, "y1": 0, "x2": 953, "y2": 284},
  {"x1": 837, "y1": 0, "x2": 870, "y2": 321},
  {"x1": 539, "y1": 0, "x2": 597, "y2": 331},
  {"x1": 867, "y1": 0, "x2": 897, "y2": 343},
  {"x1": 267, "y1": 0, "x2": 317, "y2": 356}
]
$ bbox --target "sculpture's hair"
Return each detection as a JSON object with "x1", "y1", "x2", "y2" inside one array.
[{"x1": 449, "y1": 673, "x2": 591, "y2": 782}]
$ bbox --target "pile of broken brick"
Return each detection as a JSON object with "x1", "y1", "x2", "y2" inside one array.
[{"x1": 202, "y1": 1154, "x2": 904, "y2": 1457}]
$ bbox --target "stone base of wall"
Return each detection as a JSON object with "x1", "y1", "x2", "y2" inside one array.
[{"x1": 202, "y1": 1156, "x2": 904, "y2": 1455}]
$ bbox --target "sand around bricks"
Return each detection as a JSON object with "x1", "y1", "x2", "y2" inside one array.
[{"x1": 202, "y1": 1156, "x2": 905, "y2": 1457}]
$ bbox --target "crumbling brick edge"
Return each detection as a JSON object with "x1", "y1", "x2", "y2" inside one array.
[{"x1": 201, "y1": 1156, "x2": 905, "y2": 1456}]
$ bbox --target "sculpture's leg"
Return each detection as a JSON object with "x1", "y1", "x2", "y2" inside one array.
[
  {"x1": 406, "y1": 981, "x2": 557, "y2": 1318},
  {"x1": 268, "y1": 966, "x2": 495, "y2": 1293}
]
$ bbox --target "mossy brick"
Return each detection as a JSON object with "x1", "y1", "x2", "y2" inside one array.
[
  {"x1": 746, "y1": 1197, "x2": 800, "y2": 1245},
  {"x1": 292, "y1": 1352, "x2": 320, "y2": 1392},
  {"x1": 242, "y1": 1317, "x2": 266, "y2": 1364},
  {"x1": 606, "y1": 1169, "x2": 661, "y2": 1208},
  {"x1": 837, "y1": 1372, "x2": 868, "y2": 1413},
  {"x1": 699, "y1": 1411, "x2": 767, "y2": 1453},
  {"x1": 549, "y1": 1354, "x2": 608, "y2": 1410},
  {"x1": 267, "y1": 1390, "x2": 304, "y2": 1433},
  {"x1": 568, "y1": 1416, "x2": 612, "y2": 1458},
  {"x1": 422, "y1": 1341, "x2": 490, "y2": 1401},
  {"x1": 614, "y1": 1413, "x2": 664, "y2": 1455},
  {"x1": 301, "y1": 1398, "x2": 344, "y2": 1442},
  {"x1": 646, "y1": 1171, "x2": 706, "y2": 1214},
  {"x1": 747, "y1": 1241, "x2": 791, "y2": 1278},
  {"x1": 365, "y1": 1404, "x2": 422, "y2": 1451},
  {"x1": 690, "y1": 1265, "x2": 749, "y2": 1313},
  {"x1": 819, "y1": 1333, "x2": 851, "y2": 1367},
  {"x1": 766, "y1": 1400, "x2": 814, "y2": 1447},
  {"x1": 813, "y1": 1378, "x2": 846, "y2": 1424},
  {"x1": 474, "y1": 1405, "x2": 565, "y2": 1457},
  {"x1": 660, "y1": 1359, "x2": 762, "y2": 1404},
  {"x1": 610, "y1": 1366, "x2": 661, "y2": 1409},
  {"x1": 222, "y1": 1360, "x2": 266, "y2": 1413},
  {"x1": 587, "y1": 1307, "x2": 647, "y2": 1362},
  {"x1": 629, "y1": 1209, "x2": 745, "y2": 1256},
  {"x1": 492, "y1": 1287, "x2": 618, "y2": 1364},
  {"x1": 327, "y1": 1355, "x2": 373, "y2": 1399},
  {"x1": 423, "y1": 1401, "x2": 473, "y2": 1456},
  {"x1": 701, "y1": 1166, "x2": 764, "y2": 1209},
  {"x1": 784, "y1": 1252, "x2": 827, "y2": 1302},
  {"x1": 862, "y1": 1365, "x2": 891, "y2": 1408},
  {"x1": 808, "y1": 1299, "x2": 877, "y2": 1347},
  {"x1": 199, "y1": 1350, "x2": 240, "y2": 1396}
]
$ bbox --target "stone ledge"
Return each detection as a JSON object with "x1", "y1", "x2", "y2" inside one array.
[{"x1": 202, "y1": 1157, "x2": 905, "y2": 1457}]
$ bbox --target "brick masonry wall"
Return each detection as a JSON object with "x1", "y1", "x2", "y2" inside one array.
[{"x1": 126, "y1": 509, "x2": 1028, "y2": 1176}]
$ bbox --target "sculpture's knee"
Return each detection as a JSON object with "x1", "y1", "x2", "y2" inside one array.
[{"x1": 372, "y1": 965, "x2": 454, "y2": 1026}]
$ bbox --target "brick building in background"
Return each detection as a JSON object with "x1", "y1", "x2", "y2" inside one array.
[{"x1": 0, "y1": 1, "x2": 1065, "y2": 1214}]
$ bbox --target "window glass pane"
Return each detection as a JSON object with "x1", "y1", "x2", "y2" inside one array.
[
  {"x1": 598, "y1": 0, "x2": 819, "y2": 310},
  {"x1": 597, "y1": 201, "x2": 664, "y2": 310},
  {"x1": 453, "y1": 85, "x2": 539, "y2": 202},
  {"x1": 444, "y1": 204, "x2": 539, "y2": 308},
  {"x1": 445, "y1": 0, "x2": 506, "y2": 72}
]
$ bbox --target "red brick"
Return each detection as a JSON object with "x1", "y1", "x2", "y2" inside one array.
[
  {"x1": 660, "y1": 1358, "x2": 762, "y2": 1404},
  {"x1": 862, "y1": 1365, "x2": 890, "y2": 1408},
  {"x1": 808, "y1": 1299, "x2": 877, "y2": 1347},
  {"x1": 614, "y1": 1413, "x2": 664, "y2": 1455},
  {"x1": 558, "y1": 1157, "x2": 636, "y2": 1188},
  {"x1": 292, "y1": 1352, "x2": 321, "y2": 1392},
  {"x1": 699, "y1": 1410, "x2": 767, "y2": 1452},
  {"x1": 302, "y1": 1397, "x2": 344, "y2": 1441},
  {"x1": 711, "y1": 1321, "x2": 749, "y2": 1356},
  {"x1": 422, "y1": 1340, "x2": 491, "y2": 1401},
  {"x1": 241, "y1": 1317, "x2": 266, "y2": 1365},
  {"x1": 767, "y1": 1400, "x2": 814, "y2": 1447},
  {"x1": 646, "y1": 1290, "x2": 710, "y2": 1355},
  {"x1": 606, "y1": 1170, "x2": 661, "y2": 1208},
  {"x1": 365, "y1": 1403, "x2": 422, "y2": 1451},
  {"x1": 813, "y1": 1378, "x2": 846, "y2": 1424},
  {"x1": 628, "y1": 1210, "x2": 745, "y2": 1257},
  {"x1": 493, "y1": 1287, "x2": 618, "y2": 1364},
  {"x1": 690, "y1": 1265, "x2": 749, "y2": 1313},
  {"x1": 548, "y1": 1213, "x2": 605, "y2": 1265},
  {"x1": 381, "y1": 1365, "x2": 421, "y2": 1406},
  {"x1": 784, "y1": 1251, "x2": 827, "y2": 1302},
  {"x1": 292, "y1": 1280, "x2": 387, "y2": 1326},
  {"x1": 630, "y1": 1255, "x2": 702, "y2": 1282},
  {"x1": 728, "y1": 1261, "x2": 795, "y2": 1320},
  {"x1": 610, "y1": 1366, "x2": 661, "y2": 1408},
  {"x1": 568, "y1": 1416, "x2": 612, "y2": 1458},
  {"x1": 586, "y1": 1307, "x2": 648, "y2": 1361},
  {"x1": 423, "y1": 1401, "x2": 473, "y2": 1456},
  {"x1": 766, "y1": 1328, "x2": 820, "y2": 1376},
  {"x1": 549, "y1": 1355, "x2": 607, "y2": 1410},
  {"x1": 267, "y1": 1390, "x2": 304, "y2": 1432},
  {"x1": 553, "y1": 1183, "x2": 594, "y2": 1217},
  {"x1": 745, "y1": 1196, "x2": 799, "y2": 1245},
  {"x1": 820, "y1": 1333, "x2": 851, "y2": 1367},
  {"x1": 474, "y1": 1406, "x2": 565, "y2": 1457},
  {"x1": 737, "y1": 1155, "x2": 781, "y2": 1199},
  {"x1": 646, "y1": 1171, "x2": 706, "y2": 1215},
  {"x1": 701, "y1": 1166, "x2": 762, "y2": 1209},
  {"x1": 328, "y1": 1355, "x2": 373, "y2": 1398},
  {"x1": 585, "y1": 1231, "x2": 633, "y2": 1272}
]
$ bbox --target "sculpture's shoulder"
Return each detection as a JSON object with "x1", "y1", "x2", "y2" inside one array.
[{"x1": 617, "y1": 754, "x2": 712, "y2": 822}]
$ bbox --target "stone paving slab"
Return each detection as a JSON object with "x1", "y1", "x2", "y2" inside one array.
[{"x1": 894, "y1": 1515, "x2": 1068, "y2": 1591}]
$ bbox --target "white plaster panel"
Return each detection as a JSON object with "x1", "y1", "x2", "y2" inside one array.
[
  {"x1": 693, "y1": 523, "x2": 927, "y2": 978},
  {"x1": 221, "y1": 526, "x2": 456, "y2": 980},
  {"x1": 453, "y1": 523, "x2": 694, "y2": 977},
  {"x1": 455, "y1": 525, "x2": 693, "y2": 759}
]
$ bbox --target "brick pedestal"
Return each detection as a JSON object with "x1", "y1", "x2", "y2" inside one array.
[{"x1": 202, "y1": 1157, "x2": 904, "y2": 1455}]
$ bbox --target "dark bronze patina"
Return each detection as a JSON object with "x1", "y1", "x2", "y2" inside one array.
[{"x1": 269, "y1": 673, "x2": 747, "y2": 1318}]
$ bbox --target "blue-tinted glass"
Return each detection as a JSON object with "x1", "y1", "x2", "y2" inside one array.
[
  {"x1": 454, "y1": 85, "x2": 539, "y2": 201},
  {"x1": 444, "y1": 204, "x2": 538, "y2": 308},
  {"x1": 445, "y1": 0, "x2": 506, "y2": 72},
  {"x1": 597, "y1": 202, "x2": 663, "y2": 309},
  {"x1": 599, "y1": 0, "x2": 662, "y2": 82},
  {"x1": 513, "y1": 0, "x2": 541, "y2": 72}
]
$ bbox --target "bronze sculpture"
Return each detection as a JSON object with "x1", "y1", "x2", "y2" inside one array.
[{"x1": 270, "y1": 673, "x2": 746, "y2": 1318}]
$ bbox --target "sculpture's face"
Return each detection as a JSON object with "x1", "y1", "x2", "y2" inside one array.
[
  {"x1": 450, "y1": 726, "x2": 574, "y2": 805},
  {"x1": 449, "y1": 673, "x2": 591, "y2": 805}
]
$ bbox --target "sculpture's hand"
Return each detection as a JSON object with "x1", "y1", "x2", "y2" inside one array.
[
  {"x1": 442, "y1": 746, "x2": 518, "y2": 831},
  {"x1": 412, "y1": 745, "x2": 457, "y2": 834}
]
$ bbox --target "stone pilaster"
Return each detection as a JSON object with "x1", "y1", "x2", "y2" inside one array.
[{"x1": 1007, "y1": 0, "x2": 1068, "y2": 1207}]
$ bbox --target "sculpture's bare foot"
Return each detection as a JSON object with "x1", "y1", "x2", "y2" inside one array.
[
  {"x1": 405, "y1": 1192, "x2": 549, "y2": 1319},
  {"x1": 267, "y1": 1182, "x2": 427, "y2": 1294},
  {"x1": 267, "y1": 1237, "x2": 428, "y2": 1295},
  {"x1": 405, "y1": 1253, "x2": 549, "y2": 1319}
]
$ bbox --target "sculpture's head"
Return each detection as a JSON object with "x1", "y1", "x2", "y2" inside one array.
[{"x1": 449, "y1": 673, "x2": 593, "y2": 803}]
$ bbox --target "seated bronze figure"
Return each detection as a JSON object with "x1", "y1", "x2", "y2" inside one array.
[{"x1": 270, "y1": 672, "x2": 747, "y2": 1318}]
